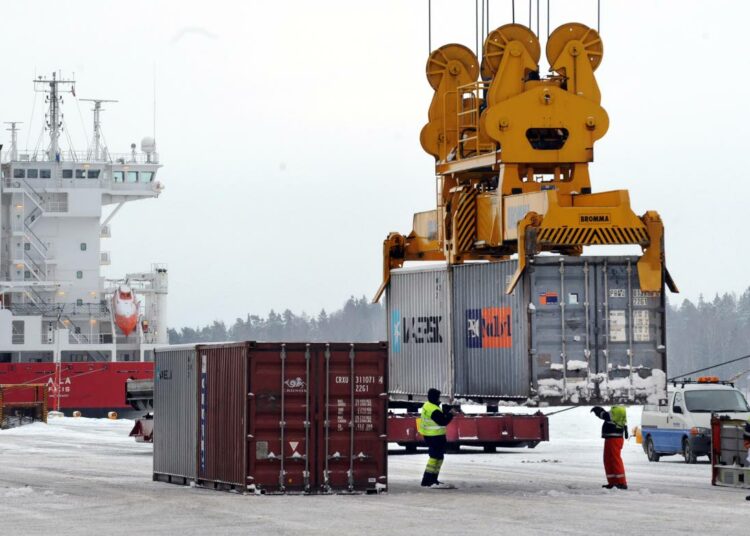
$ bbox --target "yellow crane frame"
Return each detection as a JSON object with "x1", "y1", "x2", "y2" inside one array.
[{"x1": 375, "y1": 23, "x2": 677, "y2": 302}]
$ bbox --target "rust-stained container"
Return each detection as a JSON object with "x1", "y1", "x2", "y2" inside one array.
[
  {"x1": 246, "y1": 342, "x2": 388, "y2": 494},
  {"x1": 316, "y1": 342, "x2": 388, "y2": 493},
  {"x1": 246, "y1": 342, "x2": 316, "y2": 493},
  {"x1": 197, "y1": 342, "x2": 249, "y2": 490}
]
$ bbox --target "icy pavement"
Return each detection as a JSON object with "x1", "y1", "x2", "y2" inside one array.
[{"x1": 1, "y1": 408, "x2": 749, "y2": 535}]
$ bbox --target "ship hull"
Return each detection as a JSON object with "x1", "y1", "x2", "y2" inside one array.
[{"x1": 0, "y1": 362, "x2": 153, "y2": 417}]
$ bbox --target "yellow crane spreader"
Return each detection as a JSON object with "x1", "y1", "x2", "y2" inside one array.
[{"x1": 375, "y1": 22, "x2": 677, "y2": 302}]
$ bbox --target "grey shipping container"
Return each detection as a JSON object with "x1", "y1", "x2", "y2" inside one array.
[
  {"x1": 153, "y1": 347, "x2": 198, "y2": 483},
  {"x1": 386, "y1": 256, "x2": 667, "y2": 405}
]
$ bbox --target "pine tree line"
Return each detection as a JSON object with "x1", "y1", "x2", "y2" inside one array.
[
  {"x1": 168, "y1": 296, "x2": 385, "y2": 344},
  {"x1": 667, "y1": 290, "x2": 750, "y2": 383}
]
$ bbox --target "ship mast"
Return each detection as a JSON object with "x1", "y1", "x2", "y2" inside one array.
[
  {"x1": 81, "y1": 98, "x2": 117, "y2": 161},
  {"x1": 4, "y1": 122, "x2": 22, "y2": 162},
  {"x1": 34, "y1": 72, "x2": 76, "y2": 162}
]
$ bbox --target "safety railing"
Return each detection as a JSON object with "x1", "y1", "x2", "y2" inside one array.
[
  {"x1": 6, "y1": 150, "x2": 159, "y2": 165},
  {"x1": 454, "y1": 81, "x2": 495, "y2": 160}
]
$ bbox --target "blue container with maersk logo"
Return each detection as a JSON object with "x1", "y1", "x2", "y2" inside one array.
[{"x1": 386, "y1": 256, "x2": 667, "y2": 405}]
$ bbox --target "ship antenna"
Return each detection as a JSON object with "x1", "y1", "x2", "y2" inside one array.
[
  {"x1": 4, "y1": 122, "x2": 23, "y2": 162},
  {"x1": 33, "y1": 72, "x2": 76, "y2": 162},
  {"x1": 152, "y1": 63, "x2": 157, "y2": 143},
  {"x1": 80, "y1": 98, "x2": 118, "y2": 161}
]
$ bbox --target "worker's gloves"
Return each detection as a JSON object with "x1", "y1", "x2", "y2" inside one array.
[{"x1": 591, "y1": 406, "x2": 604, "y2": 418}]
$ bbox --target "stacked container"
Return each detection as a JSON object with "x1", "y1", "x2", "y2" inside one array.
[
  {"x1": 387, "y1": 255, "x2": 667, "y2": 405},
  {"x1": 153, "y1": 341, "x2": 388, "y2": 495}
]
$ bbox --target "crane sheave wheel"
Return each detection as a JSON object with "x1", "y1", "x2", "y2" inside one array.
[
  {"x1": 546, "y1": 22, "x2": 604, "y2": 71},
  {"x1": 426, "y1": 44, "x2": 479, "y2": 90},
  {"x1": 482, "y1": 23, "x2": 541, "y2": 76}
]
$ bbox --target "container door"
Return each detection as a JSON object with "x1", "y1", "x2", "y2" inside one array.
[
  {"x1": 595, "y1": 258, "x2": 667, "y2": 403},
  {"x1": 528, "y1": 257, "x2": 597, "y2": 403},
  {"x1": 197, "y1": 343, "x2": 248, "y2": 489},
  {"x1": 387, "y1": 268, "x2": 453, "y2": 400},
  {"x1": 451, "y1": 261, "x2": 529, "y2": 399},
  {"x1": 317, "y1": 343, "x2": 388, "y2": 493},
  {"x1": 153, "y1": 348, "x2": 198, "y2": 480},
  {"x1": 246, "y1": 343, "x2": 315, "y2": 493}
]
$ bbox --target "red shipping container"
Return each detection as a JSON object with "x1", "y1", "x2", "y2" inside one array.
[
  {"x1": 191, "y1": 341, "x2": 388, "y2": 494},
  {"x1": 197, "y1": 343, "x2": 249, "y2": 489},
  {"x1": 247, "y1": 342, "x2": 315, "y2": 493},
  {"x1": 316, "y1": 342, "x2": 388, "y2": 493}
]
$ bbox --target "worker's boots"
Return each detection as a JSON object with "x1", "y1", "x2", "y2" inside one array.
[{"x1": 421, "y1": 472, "x2": 437, "y2": 487}]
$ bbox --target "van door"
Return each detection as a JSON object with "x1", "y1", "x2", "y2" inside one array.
[
  {"x1": 650, "y1": 391, "x2": 673, "y2": 452},
  {"x1": 665, "y1": 391, "x2": 688, "y2": 452}
]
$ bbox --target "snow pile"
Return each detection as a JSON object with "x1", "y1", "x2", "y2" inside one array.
[
  {"x1": 566, "y1": 360, "x2": 589, "y2": 371},
  {"x1": 535, "y1": 368, "x2": 667, "y2": 405}
]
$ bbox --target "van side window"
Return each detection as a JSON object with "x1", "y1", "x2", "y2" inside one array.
[{"x1": 672, "y1": 392, "x2": 682, "y2": 411}]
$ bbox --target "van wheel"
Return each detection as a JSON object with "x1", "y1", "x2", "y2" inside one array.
[
  {"x1": 682, "y1": 439, "x2": 697, "y2": 464},
  {"x1": 646, "y1": 437, "x2": 660, "y2": 462}
]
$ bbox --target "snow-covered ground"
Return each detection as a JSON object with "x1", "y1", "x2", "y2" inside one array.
[{"x1": 1, "y1": 407, "x2": 749, "y2": 535}]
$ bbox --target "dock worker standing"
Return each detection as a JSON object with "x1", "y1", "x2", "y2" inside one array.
[
  {"x1": 419, "y1": 388, "x2": 457, "y2": 489},
  {"x1": 591, "y1": 405, "x2": 629, "y2": 490},
  {"x1": 744, "y1": 417, "x2": 750, "y2": 501}
]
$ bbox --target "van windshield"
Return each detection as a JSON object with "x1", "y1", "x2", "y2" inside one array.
[{"x1": 684, "y1": 390, "x2": 750, "y2": 412}]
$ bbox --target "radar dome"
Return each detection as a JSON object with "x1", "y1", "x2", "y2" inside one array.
[{"x1": 141, "y1": 136, "x2": 156, "y2": 153}]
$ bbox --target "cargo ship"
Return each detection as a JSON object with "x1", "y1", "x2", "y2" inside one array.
[{"x1": 0, "y1": 73, "x2": 166, "y2": 416}]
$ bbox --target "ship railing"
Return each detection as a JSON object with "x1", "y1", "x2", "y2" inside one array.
[
  {"x1": 63, "y1": 332, "x2": 114, "y2": 345},
  {"x1": 5, "y1": 302, "x2": 109, "y2": 317},
  {"x1": 5, "y1": 150, "x2": 159, "y2": 165}
]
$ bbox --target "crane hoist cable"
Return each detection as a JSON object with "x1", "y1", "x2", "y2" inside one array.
[
  {"x1": 428, "y1": 0, "x2": 431, "y2": 55},
  {"x1": 528, "y1": 0, "x2": 531, "y2": 28},
  {"x1": 668, "y1": 353, "x2": 750, "y2": 382},
  {"x1": 476, "y1": 0, "x2": 479, "y2": 58}
]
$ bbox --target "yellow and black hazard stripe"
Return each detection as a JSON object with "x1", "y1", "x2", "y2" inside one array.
[
  {"x1": 454, "y1": 189, "x2": 479, "y2": 253},
  {"x1": 538, "y1": 226, "x2": 649, "y2": 246}
]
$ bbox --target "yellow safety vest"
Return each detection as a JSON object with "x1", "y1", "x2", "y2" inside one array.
[{"x1": 418, "y1": 401, "x2": 446, "y2": 437}]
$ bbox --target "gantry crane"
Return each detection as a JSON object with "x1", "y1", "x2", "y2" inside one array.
[{"x1": 375, "y1": 22, "x2": 677, "y2": 301}]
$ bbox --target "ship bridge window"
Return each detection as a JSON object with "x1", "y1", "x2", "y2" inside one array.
[
  {"x1": 87, "y1": 169, "x2": 100, "y2": 179},
  {"x1": 140, "y1": 171, "x2": 154, "y2": 183},
  {"x1": 27, "y1": 169, "x2": 38, "y2": 179},
  {"x1": 80, "y1": 242, "x2": 87, "y2": 251},
  {"x1": 40, "y1": 169, "x2": 51, "y2": 179},
  {"x1": 62, "y1": 169, "x2": 73, "y2": 179},
  {"x1": 75, "y1": 169, "x2": 85, "y2": 179},
  {"x1": 76, "y1": 271, "x2": 83, "y2": 279},
  {"x1": 113, "y1": 171, "x2": 124, "y2": 183},
  {"x1": 13, "y1": 168, "x2": 25, "y2": 179},
  {"x1": 127, "y1": 171, "x2": 138, "y2": 183}
]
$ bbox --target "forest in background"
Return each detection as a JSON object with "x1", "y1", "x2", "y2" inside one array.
[
  {"x1": 168, "y1": 296, "x2": 385, "y2": 345},
  {"x1": 168, "y1": 291, "x2": 750, "y2": 387}
]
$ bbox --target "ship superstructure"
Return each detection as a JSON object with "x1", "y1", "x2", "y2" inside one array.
[{"x1": 0, "y1": 72, "x2": 167, "y2": 365}]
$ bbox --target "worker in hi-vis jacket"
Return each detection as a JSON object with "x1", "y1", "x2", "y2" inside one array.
[
  {"x1": 744, "y1": 417, "x2": 750, "y2": 501},
  {"x1": 418, "y1": 388, "x2": 458, "y2": 489},
  {"x1": 591, "y1": 405, "x2": 629, "y2": 490}
]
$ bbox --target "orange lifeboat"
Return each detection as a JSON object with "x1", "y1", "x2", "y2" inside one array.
[{"x1": 112, "y1": 284, "x2": 139, "y2": 336}]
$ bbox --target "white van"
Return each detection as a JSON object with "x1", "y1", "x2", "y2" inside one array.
[{"x1": 641, "y1": 377, "x2": 750, "y2": 463}]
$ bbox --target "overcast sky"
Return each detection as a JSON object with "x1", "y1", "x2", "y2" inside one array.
[{"x1": 1, "y1": 1, "x2": 748, "y2": 327}]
